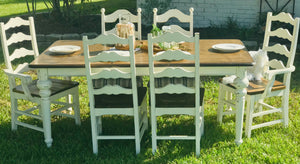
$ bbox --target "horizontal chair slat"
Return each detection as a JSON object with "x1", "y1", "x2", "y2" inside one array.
[
  {"x1": 91, "y1": 68, "x2": 130, "y2": 79},
  {"x1": 154, "y1": 67, "x2": 194, "y2": 78},
  {"x1": 93, "y1": 85, "x2": 132, "y2": 95},
  {"x1": 97, "y1": 135, "x2": 135, "y2": 140},
  {"x1": 156, "y1": 136, "x2": 196, "y2": 140},
  {"x1": 251, "y1": 119, "x2": 283, "y2": 130},
  {"x1": 155, "y1": 84, "x2": 195, "y2": 94},
  {"x1": 94, "y1": 108, "x2": 134, "y2": 116},
  {"x1": 156, "y1": 107, "x2": 195, "y2": 116},
  {"x1": 15, "y1": 121, "x2": 43, "y2": 132},
  {"x1": 154, "y1": 50, "x2": 194, "y2": 61}
]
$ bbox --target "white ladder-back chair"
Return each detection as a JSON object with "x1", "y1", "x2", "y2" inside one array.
[
  {"x1": 148, "y1": 32, "x2": 204, "y2": 157},
  {"x1": 0, "y1": 17, "x2": 81, "y2": 145},
  {"x1": 153, "y1": 8, "x2": 194, "y2": 36},
  {"x1": 83, "y1": 34, "x2": 148, "y2": 155},
  {"x1": 101, "y1": 8, "x2": 142, "y2": 40},
  {"x1": 217, "y1": 12, "x2": 300, "y2": 138}
]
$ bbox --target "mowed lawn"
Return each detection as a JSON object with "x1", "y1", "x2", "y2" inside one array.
[{"x1": 0, "y1": 1, "x2": 300, "y2": 163}]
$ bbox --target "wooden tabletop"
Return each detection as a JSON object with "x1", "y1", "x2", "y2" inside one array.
[{"x1": 29, "y1": 39, "x2": 254, "y2": 68}]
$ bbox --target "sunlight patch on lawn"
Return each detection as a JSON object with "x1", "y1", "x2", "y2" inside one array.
[{"x1": 0, "y1": 0, "x2": 107, "y2": 17}]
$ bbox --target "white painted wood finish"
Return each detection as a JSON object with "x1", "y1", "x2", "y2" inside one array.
[
  {"x1": 148, "y1": 32, "x2": 203, "y2": 157},
  {"x1": 101, "y1": 8, "x2": 142, "y2": 40},
  {"x1": 0, "y1": 17, "x2": 81, "y2": 147},
  {"x1": 153, "y1": 8, "x2": 194, "y2": 36},
  {"x1": 83, "y1": 34, "x2": 148, "y2": 155},
  {"x1": 217, "y1": 12, "x2": 300, "y2": 138},
  {"x1": 29, "y1": 39, "x2": 251, "y2": 150}
]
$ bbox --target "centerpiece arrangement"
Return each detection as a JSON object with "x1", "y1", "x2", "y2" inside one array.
[
  {"x1": 141, "y1": 24, "x2": 179, "y2": 52},
  {"x1": 115, "y1": 14, "x2": 136, "y2": 50}
]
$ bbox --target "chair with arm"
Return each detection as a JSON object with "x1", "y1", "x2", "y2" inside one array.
[
  {"x1": 101, "y1": 8, "x2": 142, "y2": 40},
  {"x1": 83, "y1": 34, "x2": 148, "y2": 155},
  {"x1": 217, "y1": 12, "x2": 300, "y2": 138},
  {"x1": 148, "y1": 32, "x2": 204, "y2": 157},
  {"x1": 0, "y1": 17, "x2": 80, "y2": 144},
  {"x1": 153, "y1": 7, "x2": 194, "y2": 36}
]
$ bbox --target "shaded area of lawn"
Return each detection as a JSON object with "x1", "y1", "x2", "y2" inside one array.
[{"x1": 0, "y1": 0, "x2": 136, "y2": 34}]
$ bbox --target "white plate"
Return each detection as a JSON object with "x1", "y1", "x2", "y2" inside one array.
[
  {"x1": 212, "y1": 43, "x2": 245, "y2": 52},
  {"x1": 49, "y1": 45, "x2": 81, "y2": 54}
]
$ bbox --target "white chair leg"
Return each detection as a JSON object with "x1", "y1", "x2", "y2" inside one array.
[
  {"x1": 144, "y1": 106, "x2": 149, "y2": 130},
  {"x1": 96, "y1": 116, "x2": 102, "y2": 135},
  {"x1": 195, "y1": 106, "x2": 201, "y2": 157},
  {"x1": 257, "y1": 99, "x2": 263, "y2": 119},
  {"x1": 134, "y1": 108, "x2": 141, "y2": 154},
  {"x1": 200, "y1": 106, "x2": 204, "y2": 136},
  {"x1": 245, "y1": 96, "x2": 255, "y2": 138},
  {"x1": 73, "y1": 89, "x2": 81, "y2": 125},
  {"x1": 151, "y1": 106, "x2": 157, "y2": 155},
  {"x1": 64, "y1": 76, "x2": 73, "y2": 112},
  {"x1": 217, "y1": 85, "x2": 225, "y2": 123},
  {"x1": 10, "y1": 98, "x2": 18, "y2": 130},
  {"x1": 225, "y1": 91, "x2": 233, "y2": 111},
  {"x1": 142, "y1": 98, "x2": 148, "y2": 130},
  {"x1": 91, "y1": 114, "x2": 98, "y2": 154},
  {"x1": 282, "y1": 90, "x2": 290, "y2": 127}
]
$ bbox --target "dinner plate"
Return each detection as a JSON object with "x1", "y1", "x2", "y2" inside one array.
[
  {"x1": 212, "y1": 43, "x2": 245, "y2": 52},
  {"x1": 49, "y1": 45, "x2": 81, "y2": 54}
]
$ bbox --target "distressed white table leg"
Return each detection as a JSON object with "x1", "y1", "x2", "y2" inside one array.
[
  {"x1": 233, "y1": 67, "x2": 249, "y2": 145},
  {"x1": 37, "y1": 69, "x2": 53, "y2": 147},
  {"x1": 64, "y1": 76, "x2": 72, "y2": 112}
]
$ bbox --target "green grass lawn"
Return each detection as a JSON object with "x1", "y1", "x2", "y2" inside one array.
[
  {"x1": 0, "y1": 1, "x2": 300, "y2": 163},
  {"x1": 0, "y1": 51, "x2": 299, "y2": 163},
  {"x1": 0, "y1": 0, "x2": 136, "y2": 17}
]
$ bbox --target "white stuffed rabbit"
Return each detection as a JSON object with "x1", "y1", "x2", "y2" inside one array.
[{"x1": 222, "y1": 49, "x2": 268, "y2": 84}]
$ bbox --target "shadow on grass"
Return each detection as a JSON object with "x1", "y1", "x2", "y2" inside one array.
[{"x1": 0, "y1": 113, "x2": 237, "y2": 162}]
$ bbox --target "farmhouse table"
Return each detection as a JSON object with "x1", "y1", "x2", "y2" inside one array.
[{"x1": 29, "y1": 39, "x2": 253, "y2": 147}]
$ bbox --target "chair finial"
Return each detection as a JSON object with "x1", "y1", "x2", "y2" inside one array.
[
  {"x1": 189, "y1": 7, "x2": 194, "y2": 13},
  {"x1": 101, "y1": 8, "x2": 105, "y2": 13}
]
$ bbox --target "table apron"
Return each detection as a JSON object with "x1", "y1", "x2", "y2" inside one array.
[{"x1": 40, "y1": 66, "x2": 249, "y2": 77}]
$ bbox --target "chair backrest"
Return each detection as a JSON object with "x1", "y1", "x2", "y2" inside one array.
[
  {"x1": 101, "y1": 8, "x2": 142, "y2": 40},
  {"x1": 0, "y1": 17, "x2": 39, "y2": 72},
  {"x1": 153, "y1": 8, "x2": 194, "y2": 36},
  {"x1": 83, "y1": 34, "x2": 138, "y2": 109},
  {"x1": 147, "y1": 32, "x2": 200, "y2": 107},
  {"x1": 260, "y1": 12, "x2": 299, "y2": 98},
  {"x1": 263, "y1": 12, "x2": 299, "y2": 71}
]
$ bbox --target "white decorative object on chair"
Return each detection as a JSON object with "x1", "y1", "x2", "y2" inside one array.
[
  {"x1": 222, "y1": 49, "x2": 269, "y2": 84},
  {"x1": 0, "y1": 17, "x2": 81, "y2": 147},
  {"x1": 148, "y1": 32, "x2": 204, "y2": 157},
  {"x1": 247, "y1": 49, "x2": 269, "y2": 81},
  {"x1": 217, "y1": 12, "x2": 300, "y2": 138},
  {"x1": 83, "y1": 34, "x2": 148, "y2": 155}
]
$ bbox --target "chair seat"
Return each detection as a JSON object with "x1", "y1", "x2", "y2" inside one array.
[
  {"x1": 221, "y1": 78, "x2": 286, "y2": 95},
  {"x1": 94, "y1": 87, "x2": 147, "y2": 108},
  {"x1": 154, "y1": 88, "x2": 205, "y2": 107},
  {"x1": 13, "y1": 79, "x2": 79, "y2": 97}
]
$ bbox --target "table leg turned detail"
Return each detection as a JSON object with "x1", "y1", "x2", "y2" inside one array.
[
  {"x1": 233, "y1": 68, "x2": 249, "y2": 145},
  {"x1": 37, "y1": 69, "x2": 53, "y2": 147}
]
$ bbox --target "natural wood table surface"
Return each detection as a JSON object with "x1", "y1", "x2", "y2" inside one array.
[{"x1": 30, "y1": 39, "x2": 253, "y2": 68}]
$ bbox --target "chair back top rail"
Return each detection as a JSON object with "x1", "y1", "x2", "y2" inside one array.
[
  {"x1": 148, "y1": 32, "x2": 200, "y2": 96},
  {"x1": 101, "y1": 8, "x2": 142, "y2": 40},
  {"x1": 0, "y1": 16, "x2": 39, "y2": 71},
  {"x1": 83, "y1": 34, "x2": 137, "y2": 96},
  {"x1": 153, "y1": 8, "x2": 193, "y2": 36},
  {"x1": 262, "y1": 12, "x2": 300, "y2": 68}
]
